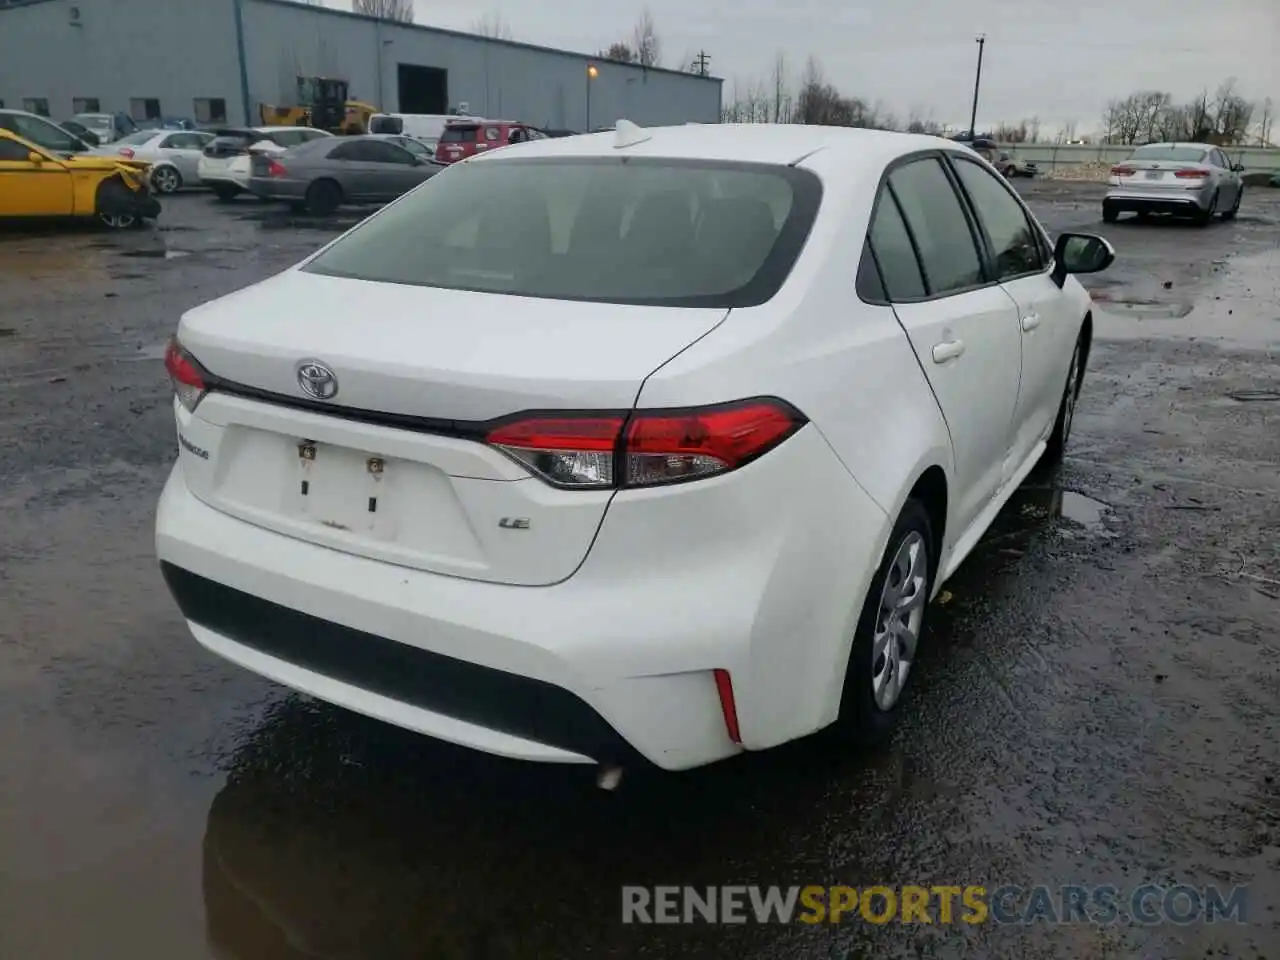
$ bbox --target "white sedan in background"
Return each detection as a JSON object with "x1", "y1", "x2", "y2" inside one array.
[
  {"x1": 197, "y1": 126, "x2": 332, "y2": 200},
  {"x1": 91, "y1": 129, "x2": 215, "y2": 193},
  {"x1": 157, "y1": 121, "x2": 1114, "y2": 777}
]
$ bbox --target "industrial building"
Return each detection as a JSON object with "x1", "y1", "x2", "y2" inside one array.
[{"x1": 0, "y1": 0, "x2": 721, "y2": 131}]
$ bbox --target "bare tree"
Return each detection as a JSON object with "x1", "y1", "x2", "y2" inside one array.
[
  {"x1": 630, "y1": 8, "x2": 661, "y2": 67},
  {"x1": 471, "y1": 11, "x2": 513, "y2": 39},
  {"x1": 599, "y1": 41, "x2": 635, "y2": 63},
  {"x1": 1256, "y1": 97, "x2": 1274, "y2": 146},
  {"x1": 1211, "y1": 78, "x2": 1254, "y2": 145},
  {"x1": 1027, "y1": 116, "x2": 1041, "y2": 143},
  {"x1": 770, "y1": 52, "x2": 792, "y2": 123},
  {"x1": 993, "y1": 120, "x2": 1030, "y2": 143},
  {"x1": 352, "y1": 0, "x2": 413, "y2": 22}
]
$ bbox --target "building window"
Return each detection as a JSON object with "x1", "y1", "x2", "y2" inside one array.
[
  {"x1": 73, "y1": 97, "x2": 100, "y2": 113},
  {"x1": 23, "y1": 98, "x2": 50, "y2": 117},
  {"x1": 193, "y1": 98, "x2": 227, "y2": 124},
  {"x1": 129, "y1": 98, "x2": 161, "y2": 121}
]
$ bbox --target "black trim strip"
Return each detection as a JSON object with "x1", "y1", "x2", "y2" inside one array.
[{"x1": 161, "y1": 563, "x2": 642, "y2": 764}]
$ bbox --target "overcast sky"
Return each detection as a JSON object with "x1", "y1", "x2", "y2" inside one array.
[{"x1": 369, "y1": 0, "x2": 1276, "y2": 134}]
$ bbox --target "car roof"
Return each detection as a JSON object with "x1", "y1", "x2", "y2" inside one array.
[
  {"x1": 1134, "y1": 141, "x2": 1211, "y2": 149},
  {"x1": 470, "y1": 122, "x2": 955, "y2": 169}
]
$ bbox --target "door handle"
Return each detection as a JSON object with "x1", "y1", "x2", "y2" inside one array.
[
  {"x1": 1021, "y1": 313, "x2": 1042, "y2": 332},
  {"x1": 931, "y1": 339, "x2": 965, "y2": 363}
]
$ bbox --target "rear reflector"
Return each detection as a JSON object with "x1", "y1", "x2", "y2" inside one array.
[
  {"x1": 266, "y1": 159, "x2": 287, "y2": 177},
  {"x1": 713, "y1": 669, "x2": 742, "y2": 744},
  {"x1": 485, "y1": 399, "x2": 806, "y2": 489},
  {"x1": 1174, "y1": 169, "x2": 1209, "y2": 179},
  {"x1": 118, "y1": 148, "x2": 135, "y2": 159},
  {"x1": 164, "y1": 336, "x2": 209, "y2": 413}
]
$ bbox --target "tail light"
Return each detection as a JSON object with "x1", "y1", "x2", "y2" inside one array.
[
  {"x1": 485, "y1": 398, "x2": 805, "y2": 489},
  {"x1": 164, "y1": 337, "x2": 209, "y2": 412},
  {"x1": 1174, "y1": 168, "x2": 1208, "y2": 179},
  {"x1": 266, "y1": 159, "x2": 287, "y2": 177},
  {"x1": 118, "y1": 147, "x2": 135, "y2": 158},
  {"x1": 1110, "y1": 166, "x2": 1134, "y2": 176}
]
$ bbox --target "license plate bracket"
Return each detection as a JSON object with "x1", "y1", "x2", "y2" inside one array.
[{"x1": 297, "y1": 441, "x2": 390, "y2": 536}]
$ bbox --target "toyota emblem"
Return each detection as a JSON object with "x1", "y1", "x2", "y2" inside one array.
[{"x1": 296, "y1": 360, "x2": 338, "y2": 400}]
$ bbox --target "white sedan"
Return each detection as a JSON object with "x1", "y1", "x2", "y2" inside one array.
[
  {"x1": 196, "y1": 126, "x2": 331, "y2": 200},
  {"x1": 90, "y1": 129, "x2": 215, "y2": 193},
  {"x1": 156, "y1": 121, "x2": 1113, "y2": 774}
]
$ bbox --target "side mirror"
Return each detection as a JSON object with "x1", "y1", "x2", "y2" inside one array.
[
  {"x1": 28, "y1": 152, "x2": 43, "y2": 164},
  {"x1": 1051, "y1": 232, "x2": 1115, "y2": 288}
]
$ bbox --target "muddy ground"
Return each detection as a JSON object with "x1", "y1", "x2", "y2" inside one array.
[{"x1": 1, "y1": 181, "x2": 1277, "y2": 960}]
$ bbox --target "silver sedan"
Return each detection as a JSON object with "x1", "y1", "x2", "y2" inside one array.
[
  {"x1": 247, "y1": 134, "x2": 444, "y2": 214},
  {"x1": 89, "y1": 129, "x2": 215, "y2": 193},
  {"x1": 1103, "y1": 142, "x2": 1244, "y2": 224}
]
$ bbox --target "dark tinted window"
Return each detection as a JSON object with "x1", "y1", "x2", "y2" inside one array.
[
  {"x1": 362, "y1": 140, "x2": 414, "y2": 164},
  {"x1": 888, "y1": 158, "x2": 983, "y2": 296},
  {"x1": 8, "y1": 114, "x2": 82, "y2": 153},
  {"x1": 440, "y1": 125, "x2": 478, "y2": 143},
  {"x1": 1131, "y1": 145, "x2": 1207, "y2": 163},
  {"x1": 950, "y1": 156, "x2": 1044, "y2": 280},
  {"x1": 304, "y1": 158, "x2": 822, "y2": 308},
  {"x1": 855, "y1": 239, "x2": 886, "y2": 302},
  {"x1": 0, "y1": 137, "x2": 31, "y2": 161},
  {"x1": 329, "y1": 141, "x2": 365, "y2": 161},
  {"x1": 369, "y1": 116, "x2": 403, "y2": 134},
  {"x1": 867, "y1": 192, "x2": 926, "y2": 300}
]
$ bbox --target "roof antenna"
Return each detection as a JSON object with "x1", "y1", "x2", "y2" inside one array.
[{"x1": 614, "y1": 119, "x2": 651, "y2": 149}]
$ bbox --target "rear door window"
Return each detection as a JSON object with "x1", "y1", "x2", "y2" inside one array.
[
  {"x1": 887, "y1": 157, "x2": 984, "y2": 296},
  {"x1": 440, "y1": 125, "x2": 478, "y2": 143},
  {"x1": 863, "y1": 192, "x2": 927, "y2": 301},
  {"x1": 369, "y1": 116, "x2": 403, "y2": 134}
]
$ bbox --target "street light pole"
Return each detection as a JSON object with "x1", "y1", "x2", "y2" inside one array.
[
  {"x1": 586, "y1": 63, "x2": 598, "y2": 130},
  {"x1": 968, "y1": 34, "x2": 986, "y2": 139}
]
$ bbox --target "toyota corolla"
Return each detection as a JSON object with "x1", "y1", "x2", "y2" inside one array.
[{"x1": 155, "y1": 121, "x2": 1113, "y2": 774}]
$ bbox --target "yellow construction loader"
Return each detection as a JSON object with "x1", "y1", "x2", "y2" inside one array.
[{"x1": 258, "y1": 76, "x2": 377, "y2": 135}]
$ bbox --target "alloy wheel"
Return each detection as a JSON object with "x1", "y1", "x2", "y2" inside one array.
[{"x1": 871, "y1": 530, "x2": 928, "y2": 711}]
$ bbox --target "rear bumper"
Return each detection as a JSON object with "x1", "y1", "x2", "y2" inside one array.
[
  {"x1": 247, "y1": 176, "x2": 309, "y2": 201},
  {"x1": 155, "y1": 424, "x2": 889, "y2": 770},
  {"x1": 1105, "y1": 186, "x2": 1212, "y2": 213}
]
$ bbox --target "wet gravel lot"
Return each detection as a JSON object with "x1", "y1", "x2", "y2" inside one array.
[{"x1": 1, "y1": 182, "x2": 1278, "y2": 960}]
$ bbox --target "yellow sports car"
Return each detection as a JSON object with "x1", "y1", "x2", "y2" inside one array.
[{"x1": 0, "y1": 128, "x2": 161, "y2": 228}]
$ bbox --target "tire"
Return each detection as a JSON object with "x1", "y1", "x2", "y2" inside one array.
[
  {"x1": 95, "y1": 178, "x2": 140, "y2": 230},
  {"x1": 151, "y1": 165, "x2": 182, "y2": 194},
  {"x1": 1043, "y1": 333, "x2": 1084, "y2": 464},
  {"x1": 1222, "y1": 188, "x2": 1241, "y2": 221},
  {"x1": 305, "y1": 179, "x2": 342, "y2": 216},
  {"x1": 1102, "y1": 203, "x2": 1118, "y2": 224},
  {"x1": 834, "y1": 499, "x2": 935, "y2": 745},
  {"x1": 1194, "y1": 192, "x2": 1217, "y2": 226},
  {"x1": 211, "y1": 184, "x2": 241, "y2": 202}
]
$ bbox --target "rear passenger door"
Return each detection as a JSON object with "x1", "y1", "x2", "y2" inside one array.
[
  {"x1": 870, "y1": 155, "x2": 1024, "y2": 539},
  {"x1": 947, "y1": 153, "x2": 1072, "y2": 468},
  {"x1": 359, "y1": 139, "x2": 428, "y2": 198}
]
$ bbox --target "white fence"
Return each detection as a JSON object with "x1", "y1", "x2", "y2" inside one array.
[{"x1": 997, "y1": 142, "x2": 1280, "y2": 177}]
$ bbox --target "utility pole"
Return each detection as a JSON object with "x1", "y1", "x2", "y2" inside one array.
[
  {"x1": 968, "y1": 34, "x2": 986, "y2": 139},
  {"x1": 692, "y1": 51, "x2": 710, "y2": 77}
]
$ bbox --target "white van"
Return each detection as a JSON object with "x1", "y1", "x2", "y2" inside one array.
[{"x1": 367, "y1": 113, "x2": 483, "y2": 152}]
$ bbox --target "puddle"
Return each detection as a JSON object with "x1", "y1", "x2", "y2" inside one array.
[
  {"x1": 980, "y1": 486, "x2": 1114, "y2": 545},
  {"x1": 118, "y1": 249, "x2": 190, "y2": 260},
  {"x1": 1092, "y1": 247, "x2": 1280, "y2": 348}
]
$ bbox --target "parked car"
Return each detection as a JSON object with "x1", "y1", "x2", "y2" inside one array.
[
  {"x1": 197, "y1": 126, "x2": 332, "y2": 200},
  {"x1": 434, "y1": 118, "x2": 547, "y2": 164},
  {"x1": 0, "y1": 109, "x2": 95, "y2": 155},
  {"x1": 156, "y1": 122, "x2": 1113, "y2": 775},
  {"x1": 996, "y1": 152, "x2": 1038, "y2": 179},
  {"x1": 70, "y1": 111, "x2": 139, "y2": 145},
  {"x1": 59, "y1": 119, "x2": 101, "y2": 147},
  {"x1": 0, "y1": 128, "x2": 160, "y2": 228},
  {"x1": 1104, "y1": 142, "x2": 1244, "y2": 224},
  {"x1": 247, "y1": 134, "x2": 444, "y2": 214},
  {"x1": 90, "y1": 128, "x2": 215, "y2": 193},
  {"x1": 367, "y1": 132, "x2": 436, "y2": 160}
]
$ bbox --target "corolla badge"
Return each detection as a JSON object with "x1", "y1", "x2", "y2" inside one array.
[{"x1": 296, "y1": 360, "x2": 338, "y2": 400}]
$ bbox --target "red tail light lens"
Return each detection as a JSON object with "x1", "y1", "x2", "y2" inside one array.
[
  {"x1": 163, "y1": 337, "x2": 209, "y2": 413},
  {"x1": 485, "y1": 399, "x2": 805, "y2": 489},
  {"x1": 118, "y1": 148, "x2": 135, "y2": 158},
  {"x1": 1174, "y1": 168, "x2": 1208, "y2": 179},
  {"x1": 267, "y1": 159, "x2": 287, "y2": 177},
  {"x1": 1110, "y1": 166, "x2": 1134, "y2": 176}
]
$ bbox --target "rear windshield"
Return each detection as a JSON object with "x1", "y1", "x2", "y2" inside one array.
[
  {"x1": 440, "y1": 125, "x2": 479, "y2": 143},
  {"x1": 369, "y1": 116, "x2": 403, "y2": 134},
  {"x1": 303, "y1": 157, "x2": 822, "y2": 308},
  {"x1": 116, "y1": 130, "x2": 158, "y2": 146},
  {"x1": 211, "y1": 134, "x2": 252, "y2": 148},
  {"x1": 1132, "y1": 145, "x2": 1207, "y2": 162}
]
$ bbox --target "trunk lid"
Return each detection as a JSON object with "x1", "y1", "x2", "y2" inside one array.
[{"x1": 175, "y1": 269, "x2": 729, "y2": 585}]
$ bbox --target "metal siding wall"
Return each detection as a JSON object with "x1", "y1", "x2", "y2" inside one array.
[
  {"x1": 0, "y1": 0, "x2": 242, "y2": 121},
  {"x1": 241, "y1": 1, "x2": 721, "y2": 129}
]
